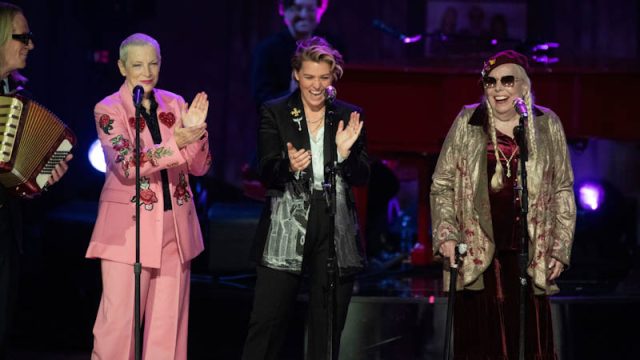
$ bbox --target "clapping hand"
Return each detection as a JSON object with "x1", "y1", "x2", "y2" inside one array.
[
  {"x1": 287, "y1": 142, "x2": 311, "y2": 173},
  {"x1": 175, "y1": 123, "x2": 206, "y2": 149},
  {"x1": 181, "y1": 92, "x2": 209, "y2": 128},
  {"x1": 335, "y1": 111, "x2": 363, "y2": 159}
]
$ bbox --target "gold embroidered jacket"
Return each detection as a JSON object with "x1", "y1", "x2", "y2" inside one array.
[{"x1": 430, "y1": 103, "x2": 576, "y2": 295}]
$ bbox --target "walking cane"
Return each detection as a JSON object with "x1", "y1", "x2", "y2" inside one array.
[{"x1": 443, "y1": 243, "x2": 467, "y2": 360}]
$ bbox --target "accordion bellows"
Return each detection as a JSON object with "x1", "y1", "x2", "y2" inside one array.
[{"x1": 0, "y1": 95, "x2": 75, "y2": 197}]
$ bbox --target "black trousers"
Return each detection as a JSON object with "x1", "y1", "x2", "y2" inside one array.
[
  {"x1": 0, "y1": 215, "x2": 19, "y2": 360},
  {"x1": 242, "y1": 196, "x2": 355, "y2": 360}
]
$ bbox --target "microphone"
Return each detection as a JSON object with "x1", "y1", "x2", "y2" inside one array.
[
  {"x1": 324, "y1": 86, "x2": 337, "y2": 105},
  {"x1": 132, "y1": 85, "x2": 144, "y2": 107},
  {"x1": 513, "y1": 98, "x2": 528, "y2": 117}
]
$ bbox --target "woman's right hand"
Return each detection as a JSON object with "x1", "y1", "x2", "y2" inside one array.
[
  {"x1": 287, "y1": 142, "x2": 311, "y2": 173},
  {"x1": 181, "y1": 92, "x2": 209, "y2": 128},
  {"x1": 439, "y1": 240, "x2": 457, "y2": 265},
  {"x1": 175, "y1": 123, "x2": 207, "y2": 149}
]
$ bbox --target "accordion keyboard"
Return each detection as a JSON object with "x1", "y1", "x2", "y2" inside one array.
[{"x1": 36, "y1": 138, "x2": 73, "y2": 188}]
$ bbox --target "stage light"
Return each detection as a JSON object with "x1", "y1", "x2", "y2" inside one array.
[
  {"x1": 578, "y1": 182, "x2": 605, "y2": 211},
  {"x1": 402, "y1": 34, "x2": 423, "y2": 44},
  {"x1": 88, "y1": 139, "x2": 106, "y2": 173},
  {"x1": 531, "y1": 42, "x2": 560, "y2": 52},
  {"x1": 567, "y1": 180, "x2": 635, "y2": 292}
]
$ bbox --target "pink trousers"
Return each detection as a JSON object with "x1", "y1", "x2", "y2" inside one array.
[{"x1": 91, "y1": 211, "x2": 191, "y2": 360}]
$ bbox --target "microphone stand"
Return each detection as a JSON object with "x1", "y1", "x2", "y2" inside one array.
[
  {"x1": 134, "y1": 102, "x2": 142, "y2": 360},
  {"x1": 513, "y1": 115, "x2": 529, "y2": 360},
  {"x1": 323, "y1": 99, "x2": 338, "y2": 360}
]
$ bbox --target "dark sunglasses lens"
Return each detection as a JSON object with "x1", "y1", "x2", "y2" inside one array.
[
  {"x1": 483, "y1": 77, "x2": 497, "y2": 87},
  {"x1": 12, "y1": 33, "x2": 32, "y2": 45},
  {"x1": 501, "y1": 76, "x2": 515, "y2": 87}
]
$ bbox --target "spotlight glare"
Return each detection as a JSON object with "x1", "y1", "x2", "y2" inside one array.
[
  {"x1": 579, "y1": 183, "x2": 604, "y2": 211},
  {"x1": 88, "y1": 139, "x2": 106, "y2": 173}
]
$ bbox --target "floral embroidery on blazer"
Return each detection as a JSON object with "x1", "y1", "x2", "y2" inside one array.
[
  {"x1": 130, "y1": 176, "x2": 158, "y2": 211},
  {"x1": 173, "y1": 171, "x2": 191, "y2": 206},
  {"x1": 430, "y1": 103, "x2": 576, "y2": 295},
  {"x1": 99, "y1": 114, "x2": 114, "y2": 135},
  {"x1": 128, "y1": 116, "x2": 146, "y2": 132},
  {"x1": 86, "y1": 83, "x2": 212, "y2": 268}
]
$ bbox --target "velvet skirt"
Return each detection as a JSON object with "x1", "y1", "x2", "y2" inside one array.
[{"x1": 452, "y1": 251, "x2": 557, "y2": 359}]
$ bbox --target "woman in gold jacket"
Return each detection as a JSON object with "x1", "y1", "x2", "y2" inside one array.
[{"x1": 431, "y1": 50, "x2": 576, "y2": 359}]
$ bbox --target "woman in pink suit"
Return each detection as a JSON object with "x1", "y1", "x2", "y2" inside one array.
[{"x1": 86, "y1": 33, "x2": 211, "y2": 360}]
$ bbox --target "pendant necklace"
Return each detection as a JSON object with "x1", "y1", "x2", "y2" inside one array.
[{"x1": 497, "y1": 145, "x2": 518, "y2": 178}]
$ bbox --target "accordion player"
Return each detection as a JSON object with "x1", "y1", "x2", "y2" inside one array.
[{"x1": 0, "y1": 95, "x2": 76, "y2": 197}]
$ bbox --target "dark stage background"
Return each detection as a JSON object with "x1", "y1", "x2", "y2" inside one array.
[
  {"x1": 11, "y1": 0, "x2": 639, "y2": 194},
  {"x1": 4, "y1": 0, "x2": 640, "y2": 359}
]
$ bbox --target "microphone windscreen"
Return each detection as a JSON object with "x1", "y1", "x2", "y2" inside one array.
[
  {"x1": 513, "y1": 98, "x2": 528, "y2": 117},
  {"x1": 325, "y1": 86, "x2": 337, "y2": 104},
  {"x1": 132, "y1": 85, "x2": 144, "y2": 106}
]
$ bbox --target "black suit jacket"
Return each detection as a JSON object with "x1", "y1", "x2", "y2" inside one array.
[{"x1": 252, "y1": 89, "x2": 369, "y2": 262}]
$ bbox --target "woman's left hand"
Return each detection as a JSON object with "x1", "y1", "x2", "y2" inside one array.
[
  {"x1": 182, "y1": 92, "x2": 209, "y2": 127},
  {"x1": 47, "y1": 153, "x2": 73, "y2": 186},
  {"x1": 335, "y1": 111, "x2": 363, "y2": 159},
  {"x1": 547, "y1": 258, "x2": 564, "y2": 281}
]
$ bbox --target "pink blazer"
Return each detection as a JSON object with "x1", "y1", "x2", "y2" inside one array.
[{"x1": 86, "y1": 83, "x2": 212, "y2": 268}]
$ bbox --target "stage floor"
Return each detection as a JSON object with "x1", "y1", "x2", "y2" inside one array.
[
  {"x1": 7, "y1": 264, "x2": 640, "y2": 360},
  {"x1": 7, "y1": 200, "x2": 640, "y2": 359}
]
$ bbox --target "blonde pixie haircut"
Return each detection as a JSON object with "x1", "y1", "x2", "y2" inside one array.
[
  {"x1": 119, "y1": 33, "x2": 161, "y2": 65},
  {"x1": 486, "y1": 63, "x2": 537, "y2": 191},
  {"x1": 291, "y1": 36, "x2": 343, "y2": 83}
]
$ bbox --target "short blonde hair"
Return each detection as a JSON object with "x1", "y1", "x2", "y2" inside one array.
[
  {"x1": 291, "y1": 36, "x2": 343, "y2": 82},
  {"x1": 119, "y1": 33, "x2": 161, "y2": 64}
]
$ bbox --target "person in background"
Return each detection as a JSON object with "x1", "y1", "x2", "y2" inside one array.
[
  {"x1": 86, "y1": 33, "x2": 211, "y2": 360},
  {"x1": 0, "y1": 3, "x2": 72, "y2": 358},
  {"x1": 242, "y1": 36, "x2": 368, "y2": 360},
  {"x1": 431, "y1": 50, "x2": 575, "y2": 358},
  {"x1": 251, "y1": 0, "x2": 345, "y2": 108}
]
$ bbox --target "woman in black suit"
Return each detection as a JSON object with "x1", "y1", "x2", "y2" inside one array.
[{"x1": 242, "y1": 36, "x2": 369, "y2": 360}]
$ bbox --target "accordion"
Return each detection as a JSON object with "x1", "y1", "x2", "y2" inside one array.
[{"x1": 0, "y1": 95, "x2": 76, "y2": 197}]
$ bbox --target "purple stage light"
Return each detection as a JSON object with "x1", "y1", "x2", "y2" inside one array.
[
  {"x1": 532, "y1": 42, "x2": 560, "y2": 52},
  {"x1": 402, "y1": 34, "x2": 423, "y2": 44},
  {"x1": 532, "y1": 55, "x2": 559, "y2": 64},
  {"x1": 579, "y1": 183, "x2": 605, "y2": 211}
]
